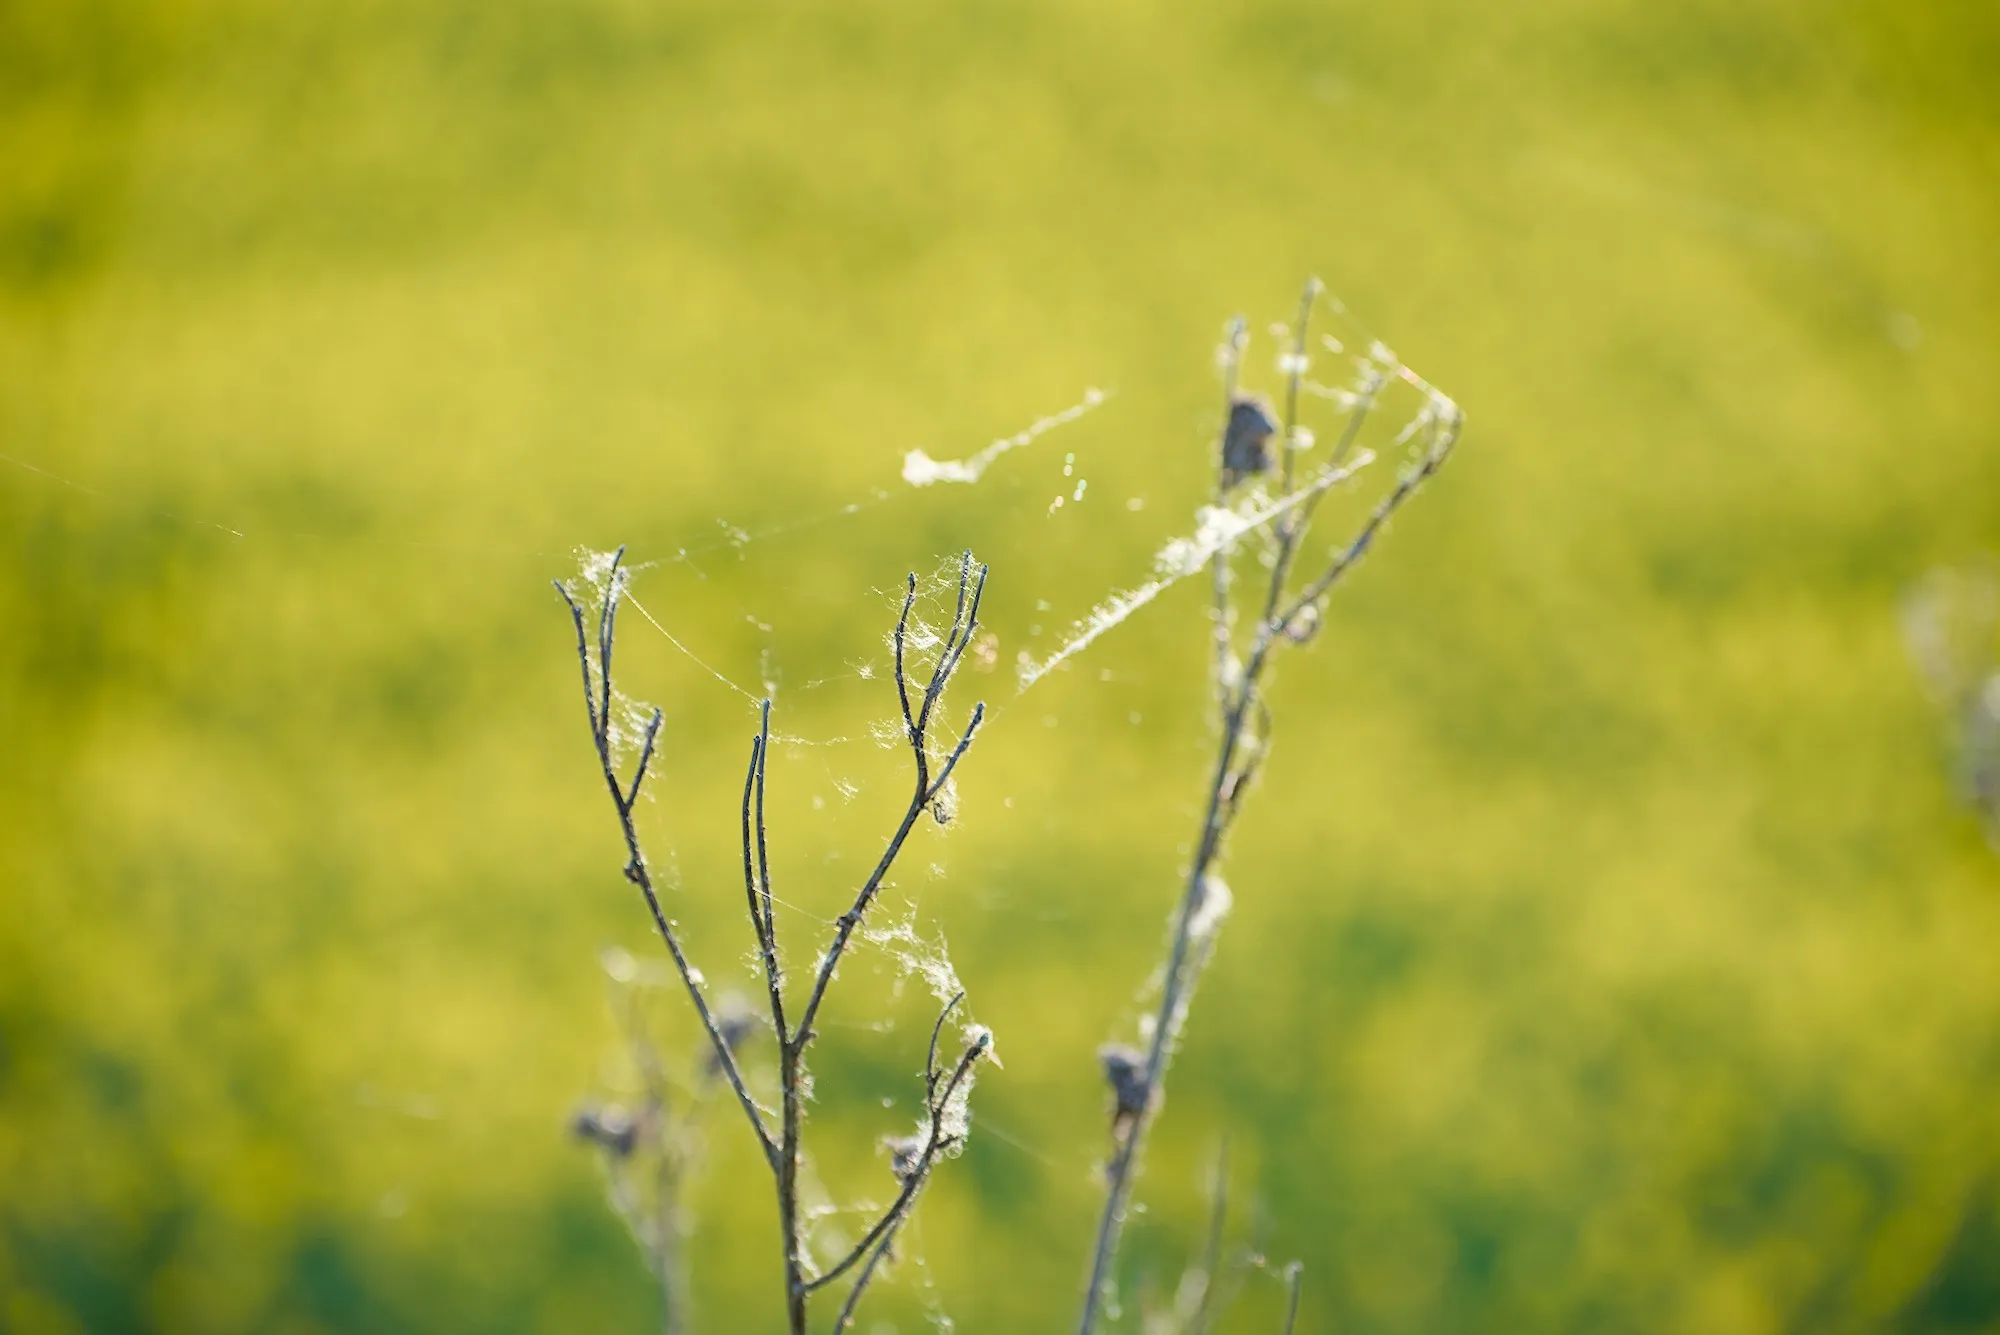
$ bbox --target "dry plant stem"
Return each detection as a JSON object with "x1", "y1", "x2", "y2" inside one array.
[
  {"x1": 793, "y1": 558, "x2": 988, "y2": 1046},
  {"x1": 825, "y1": 1004, "x2": 992, "y2": 1333},
  {"x1": 1280, "y1": 1262, "x2": 1303, "y2": 1335},
  {"x1": 563, "y1": 547, "x2": 993, "y2": 1335},
  {"x1": 812, "y1": 996, "x2": 978, "y2": 1295},
  {"x1": 731, "y1": 700, "x2": 813, "y2": 1333},
  {"x1": 1275, "y1": 282, "x2": 1319, "y2": 496},
  {"x1": 1078, "y1": 285, "x2": 1462, "y2": 1335},
  {"x1": 1211, "y1": 317, "x2": 1248, "y2": 717},
  {"x1": 556, "y1": 552, "x2": 777, "y2": 1169}
]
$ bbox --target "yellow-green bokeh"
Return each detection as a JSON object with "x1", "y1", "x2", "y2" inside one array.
[{"x1": 3, "y1": 1, "x2": 1999, "y2": 1331}]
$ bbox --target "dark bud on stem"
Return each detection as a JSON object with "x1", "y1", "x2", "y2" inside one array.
[
  {"x1": 883, "y1": 1133, "x2": 926, "y2": 1184},
  {"x1": 1282, "y1": 602, "x2": 1321, "y2": 644},
  {"x1": 571, "y1": 1103, "x2": 641, "y2": 1158},
  {"x1": 1098, "y1": 1043, "x2": 1149, "y2": 1135},
  {"x1": 1221, "y1": 395, "x2": 1279, "y2": 490}
]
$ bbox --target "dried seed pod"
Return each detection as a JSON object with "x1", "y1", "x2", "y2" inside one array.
[
  {"x1": 1221, "y1": 395, "x2": 1279, "y2": 489},
  {"x1": 571, "y1": 1102, "x2": 641, "y2": 1158},
  {"x1": 1098, "y1": 1043, "x2": 1149, "y2": 1134},
  {"x1": 883, "y1": 1132, "x2": 926, "y2": 1183}
]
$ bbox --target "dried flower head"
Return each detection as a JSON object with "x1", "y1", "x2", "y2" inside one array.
[
  {"x1": 1098, "y1": 1043, "x2": 1149, "y2": 1134},
  {"x1": 883, "y1": 1132, "x2": 926, "y2": 1183},
  {"x1": 571, "y1": 1102, "x2": 641, "y2": 1159},
  {"x1": 1221, "y1": 395, "x2": 1279, "y2": 489}
]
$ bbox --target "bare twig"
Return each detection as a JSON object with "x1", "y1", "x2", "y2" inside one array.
[
  {"x1": 1079, "y1": 284, "x2": 1461, "y2": 1334},
  {"x1": 1212, "y1": 317, "x2": 1249, "y2": 718},
  {"x1": 742, "y1": 717, "x2": 786, "y2": 1042},
  {"x1": 561, "y1": 549, "x2": 993, "y2": 1335},
  {"x1": 556, "y1": 558, "x2": 777, "y2": 1169},
  {"x1": 794, "y1": 557, "x2": 989, "y2": 1046},
  {"x1": 828, "y1": 1028, "x2": 993, "y2": 1333},
  {"x1": 812, "y1": 1028, "x2": 987, "y2": 1294},
  {"x1": 1278, "y1": 402, "x2": 1463, "y2": 635},
  {"x1": 1276, "y1": 280, "x2": 1320, "y2": 496},
  {"x1": 1279, "y1": 1261, "x2": 1303, "y2": 1335}
]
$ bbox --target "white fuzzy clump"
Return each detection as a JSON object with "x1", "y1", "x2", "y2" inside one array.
[{"x1": 1018, "y1": 454, "x2": 1374, "y2": 689}]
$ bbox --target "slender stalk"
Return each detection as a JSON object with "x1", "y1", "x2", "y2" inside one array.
[
  {"x1": 563, "y1": 549, "x2": 992, "y2": 1334},
  {"x1": 557, "y1": 570, "x2": 777, "y2": 1169},
  {"x1": 1276, "y1": 279, "x2": 1320, "y2": 496},
  {"x1": 742, "y1": 720, "x2": 787, "y2": 1044},
  {"x1": 1279, "y1": 1262, "x2": 1303, "y2": 1335},
  {"x1": 827, "y1": 1032, "x2": 991, "y2": 1332},
  {"x1": 1212, "y1": 317, "x2": 1248, "y2": 719},
  {"x1": 1079, "y1": 290, "x2": 1461, "y2": 1335},
  {"x1": 794, "y1": 560, "x2": 988, "y2": 1046},
  {"x1": 1263, "y1": 282, "x2": 1325, "y2": 628},
  {"x1": 779, "y1": 1031, "x2": 807, "y2": 1333},
  {"x1": 1278, "y1": 406, "x2": 1461, "y2": 633}
]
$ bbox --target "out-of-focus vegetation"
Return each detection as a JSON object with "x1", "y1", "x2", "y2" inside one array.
[{"x1": 3, "y1": 1, "x2": 1999, "y2": 1331}]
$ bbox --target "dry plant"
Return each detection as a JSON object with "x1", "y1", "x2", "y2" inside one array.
[
  {"x1": 558, "y1": 279, "x2": 1461, "y2": 1332},
  {"x1": 557, "y1": 550, "x2": 995, "y2": 1335},
  {"x1": 569, "y1": 947, "x2": 732, "y2": 1335},
  {"x1": 1077, "y1": 279, "x2": 1461, "y2": 1333}
]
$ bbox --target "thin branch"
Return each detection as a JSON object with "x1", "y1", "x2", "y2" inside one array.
[
  {"x1": 830, "y1": 1216, "x2": 905, "y2": 1335},
  {"x1": 928, "y1": 554, "x2": 975, "y2": 703},
  {"x1": 597, "y1": 548, "x2": 624, "y2": 748},
  {"x1": 917, "y1": 556, "x2": 987, "y2": 740},
  {"x1": 741, "y1": 720, "x2": 788, "y2": 1050},
  {"x1": 1212, "y1": 316, "x2": 1248, "y2": 719},
  {"x1": 1276, "y1": 278, "x2": 1319, "y2": 496},
  {"x1": 557, "y1": 575, "x2": 777, "y2": 1169},
  {"x1": 741, "y1": 731, "x2": 768, "y2": 945},
  {"x1": 1267, "y1": 364, "x2": 1383, "y2": 611},
  {"x1": 562, "y1": 555, "x2": 996, "y2": 1335},
  {"x1": 1218, "y1": 696, "x2": 1273, "y2": 830},
  {"x1": 893, "y1": 574, "x2": 919, "y2": 753},
  {"x1": 1279, "y1": 1262, "x2": 1303, "y2": 1335},
  {"x1": 809, "y1": 999, "x2": 976, "y2": 1295},
  {"x1": 626, "y1": 707, "x2": 664, "y2": 812},
  {"x1": 555, "y1": 587, "x2": 607, "y2": 766},
  {"x1": 1080, "y1": 659, "x2": 1257, "y2": 1335},
  {"x1": 753, "y1": 701, "x2": 785, "y2": 1034},
  {"x1": 815, "y1": 1028, "x2": 991, "y2": 1309},
  {"x1": 793, "y1": 694, "x2": 984, "y2": 1049},
  {"x1": 1277, "y1": 406, "x2": 1461, "y2": 634},
  {"x1": 1261, "y1": 280, "x2": 1322, "y2": 631},
  {"x1": 1081, "y1": 310, "x2": 1461, "y2": 1335},
  {"x1": 926, "y1": 992, "x2": 967, "y2": 1093}
]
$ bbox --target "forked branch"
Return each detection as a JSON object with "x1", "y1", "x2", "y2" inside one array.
[
  {"x1": 556, "y1": 553, "x2": 776, "y2": 1168},
  {"x1": 1079, "y1": 283, "x2": 1460, "y2": 1334},
  {"x1": 560, "y1": 548, "x2": 993, "y2": 1335}
]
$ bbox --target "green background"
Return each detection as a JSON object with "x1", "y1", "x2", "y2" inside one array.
[{"x1": 4, "y1": 1, "x2": 1999, "y2": 1330}]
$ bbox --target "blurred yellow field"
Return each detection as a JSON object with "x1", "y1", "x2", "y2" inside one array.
[{"x1": 2, "y1": 2, "x2": 1998, "y2": 1331}]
